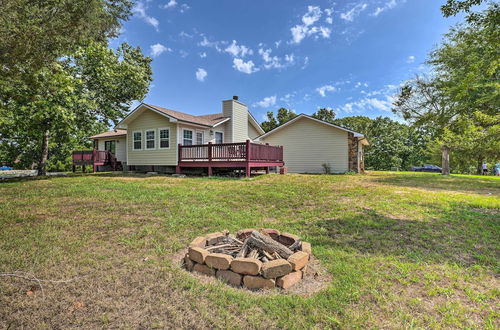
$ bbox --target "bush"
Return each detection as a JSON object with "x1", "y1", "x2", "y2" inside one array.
[{"x1": 322, "y1": 163, "x2": 331, "y2": 174}]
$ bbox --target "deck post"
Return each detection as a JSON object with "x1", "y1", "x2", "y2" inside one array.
[
  {"x1": 82, "y1": 165, "x2": 85, "y2": 173},
  {"x1": 72, "y1": 165, "x2": 75, "y2": 173},
  {"x1": 176, "y1": 166, "x2": 181, "y2": 174},
  {"x1": 265, "y1": 167, "x2": 269, "y2": 174},
  {"x1": 208, "y1": 166, "x2": 213, "y2": 177},
  {"x1": 245, "y1": 140, "x2": 251, "y2": 178},
  {"x1": 176, "y1": 143, "x2": 182, "y2": 175},
  {"x1": 208, "y1": 142, "x2": 212, "y2": 162},
  {"x1": 245, "y1": 165, "x2": 251, "y2": 177}
]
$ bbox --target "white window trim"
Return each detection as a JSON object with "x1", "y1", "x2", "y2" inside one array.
[
  {"x1": 158, "y1": 127, "x2": 170, "y2": 150},
  {"x1": 132, "y1": 130, "x2": 142, "y2": 151},
  {"x1": 182, "y1": 128, "x2": 193, "y2": 146},
  {"x1": 195, "y1": 130, "x2": 204, "y2": 145},
  {"x1": 214, "y1": 130, "x2": 224, "y2": 144},
  {"x1": 145, "y1": 129, "x2": 156, "y2": 150}
]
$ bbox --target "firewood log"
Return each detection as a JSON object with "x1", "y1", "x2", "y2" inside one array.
[{"x1": 247, "y1": 230, "x2": 294, "y2": 259}]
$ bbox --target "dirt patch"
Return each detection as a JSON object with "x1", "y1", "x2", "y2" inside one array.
[{"x1": 171, "y1": 248, "x2": 332, "y2": 297}]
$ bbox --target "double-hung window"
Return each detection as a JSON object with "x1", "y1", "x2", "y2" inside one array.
[
  {"x1": 159, "y1": 128, "x2": 170, "y2": 149},
  {"x1": 133, "y1": 131, "x2": 142, "y2": 150},
  {"x1": 183, "y1": 129, "x2": 193, "y2": 145},
  {"x1": 145, "y1": 130, "x2": 155, "y2": 150}
]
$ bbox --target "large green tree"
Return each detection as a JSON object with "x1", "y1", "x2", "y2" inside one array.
[
  {"x1": 261, "y1": 108, "x2": 298, "y2": 132},
  {"x1": 312, "y1": 108, "x2": 336, "y2": 123},
  {"x1": 393, "y1": 4, "x2": 499, "y2": 174},
  {"x1": 0, "y1": 43, "x2": 152, "y2": 175},
  {"x1": 0, "y1": 0, "x2": 132, "y2": 71}
]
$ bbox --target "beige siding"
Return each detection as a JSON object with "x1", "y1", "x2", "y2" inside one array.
[
  {"x1": 127, "y1": 109, "x2": 177, "y2": 166},
  {"x1": 248, "y1": 120, "x2": 260, "y2": 140},
  {"x1": 96, "y1": 136, "x2": 127, "y2": 162},
  {"x1": 260, "y1": 117, "x2": 349, "y2": 173},
  {"x1": 222, "y1": 100, "x2": 248, "y2": 142}
]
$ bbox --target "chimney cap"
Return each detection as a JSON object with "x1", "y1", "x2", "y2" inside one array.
[{"x1": 232, "y1": 95, "x2": 239, "y2": 101}]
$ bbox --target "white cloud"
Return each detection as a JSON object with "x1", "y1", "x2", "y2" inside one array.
[
  {"x1": 407, "y1": 55, "x2": 415, "y2": 63},
  {"x1": 316, "y1": 85, "x2": 336, "y2": 97},
  {"x1": 355, "y1": 81, "x2": 369, "y2": 88},
  {"x1": 339, "y1": 84, "x2": 399, "y2": 113},
  {"x1": 275, "y1": 40, "x2": 282, "y2": 48},
  {"x1": 199, "y1": 52, "x2": 207, "y2": 58},
  {"x1": 179, "y1": 31, "x2": 193, "y2": 38},
  {"x1": 233, "y1": 58, "x2": 259, "y2": 74},
  {"x1": 180, "y1": 4, "x2": 190, "y2": 13},
  {"x1": 371, "y1": 0, "x2": 401, "y2": 17},
  {"x1": 254, "y1": 95, "x2": 277, "y2": 108},
  {"x1": 198, "y1": 36, "x2": 225, "y2": 52},
  {"x1": 133, "y1": 2, "x2": 160, "y2": 31},
  {"x1": 290, "y1": 6, "x2": 332, "y2": 44},
  {"x1": 340, "y1": 3, "x2": 368, "y2": 22},
  {"x1": 258, "y1": 48, "x2": 295, "y2": 70},
  {"x1": 302, "y1": 56, "x2": 310, "y2": 69},
  {"x1": 326, "y1": 17, "x2": 333, "y2": 24},
  {"x1": 150, "y1": 43, "x2": 171, "y2": 57},
  {"x1": 302, "y1": 6, "x2": 321, "y2": 26},
  {"x1": 195, "y1": 68, "x2": 207, "y2": 82},
  {"x1": 161, "y1": 0, "x2": 176, "y2": 9},
  {"x1": 225, "y1": 40, "x2": 253, "y2": 58},
  {"x1": 179, "y1": 50, "x2": 189, "y2": 58}
]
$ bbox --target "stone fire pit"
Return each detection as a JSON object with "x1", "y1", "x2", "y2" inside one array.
[{"x1": 183, "y1": 229, "x2": 312, "y2": 290}]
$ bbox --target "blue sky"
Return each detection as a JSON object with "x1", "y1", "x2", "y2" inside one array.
[{"x1": 111, "y1": 0, "x2": 465, "y2": 122}]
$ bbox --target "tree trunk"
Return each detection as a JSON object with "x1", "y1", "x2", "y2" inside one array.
[
  {"x1": 37, "y1": 129, "x2": 49, "y2": 176},
  {"x1": 441, "y1": 145, "x2": 450, "y2": 175},
  {"x1": 477, "y1": 158, "x2": 483, "y2": 175}
]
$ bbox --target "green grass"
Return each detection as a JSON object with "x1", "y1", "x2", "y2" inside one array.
[{"x1": 0, "y1": 171, "x2": 498, "y2": 328}]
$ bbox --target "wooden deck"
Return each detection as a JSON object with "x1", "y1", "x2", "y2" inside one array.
[
  {"x1": 177, "y1": 140, "x2": 284, "y2": 177},
  {"x1": 72, "y1": 150, "x2": 121, "y2": 172}
]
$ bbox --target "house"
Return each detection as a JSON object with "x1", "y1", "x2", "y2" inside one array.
[
  {"x1": 73, "y1": 96, "x2": 367, "y2": 176},
  {"x1": 73, "y1": 96, "x2": 284, "y2": 176},
  {"x1": 257, "y1": 114, "x2": 368, "y2": 173}
]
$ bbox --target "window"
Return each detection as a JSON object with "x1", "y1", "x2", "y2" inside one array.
[
  {"x1": 145, "y1": 130, "x2": 155, "y2": 150},
  {"x1": 196, "y1": 131, "x2": 204, "y2": 145},
  {"x1": 183, "y1": 129, "x2": 193, "y2": 145},
  {"x1": 104, "y1": 140, "x2": 116, "y2": 154},
  {"x1": 133, "y1": 131, "x2": 142, "y2": 150},
  {"x1": 159, "y1": 128, "x2": 170, "y2": 149},
  {"x1": 215, "y1": 131, "x2": 224, "y2": 144}
]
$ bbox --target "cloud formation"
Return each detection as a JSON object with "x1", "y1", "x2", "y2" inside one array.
[
  {"x1": 316, "y1": 85, "x2": 336, "y2": 97},
  {"x1": 340, "y1": 3, "x2": 368, "y2": 22},
  {"x1": 195, "y1": 68, "x2": 207, "y2": 82},
  {"x1": 133, "y1": 2, "x2": 160, "y2": 31},
  {"x1": 290, "y1": 6, "x2": 332, "y2": 44},
  {"x1": 225, "y1": 40, "x2": 253, "y2": 58},
  {"x1": 233, "y1": 58, "x2": 259, "y2": 74},
  {"x1": 254, "y1": 95, "x2": 277, "y2": 108},
  {"x1": 150, "y1": 43, "x2": 171, "y2": 57}
]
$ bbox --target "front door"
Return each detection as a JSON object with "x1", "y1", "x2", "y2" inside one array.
[{"x1": 104, "y1": 140, "x2": 116, "y2": 154}]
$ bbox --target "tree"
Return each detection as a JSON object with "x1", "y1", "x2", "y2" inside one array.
[
  {"x1": 441, "y1": 0, "x2": 486, "y2": 17},
  {"x1": 312, "y1": 108, "x2": 336, "y2": 123},
  {"x1": 393, "y1": 4, "x2": 499, "y2": 175},
  {"x1": 0, "y1": 0, "x2": 132, "y2": 71},
  {"x1": 261, "y1": 108, "x2": 297, "y2": 132},
  {"x1": 333, "y1": 116, "x2": 431, "y2": 171},
  {"x1": 0, "y1": 43, "x2": 152, "y2": 175}
]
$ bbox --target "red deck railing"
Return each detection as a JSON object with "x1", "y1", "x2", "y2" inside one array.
[
  {"x1": 178, "y1": 140, "x2": 283, "y2": 163},
  {"x1": 72, "y1": 149, "x2": 120, "y2": 172}
]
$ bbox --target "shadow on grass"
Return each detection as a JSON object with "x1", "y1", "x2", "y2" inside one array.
[
  {"x1": 308, "y1": 206, "x2": 499, "y2": 271},
  {"x1": 372, "y1": 172, "x2": 500, "y2": 195}
]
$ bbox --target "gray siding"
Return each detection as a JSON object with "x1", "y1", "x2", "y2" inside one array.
[
  {"x1": 222, "y1": 99, "x2": 248, "y2": 142},
  {"x1": 259, "y1": 117, "x2": 349, "y2": 173}
]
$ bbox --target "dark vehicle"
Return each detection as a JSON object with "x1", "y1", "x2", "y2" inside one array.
[{"x1": 411, "y1": 164, "x2": 442, "y2": 173}]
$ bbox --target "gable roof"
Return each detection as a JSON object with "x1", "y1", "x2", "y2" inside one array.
[
  {"x1": 91, "y1": 129, "x2": 127, "y2": 139},
  {"x1": 116, "y1": 103, "x2": 230, "y2": 128},
  {"x1": 257, "y1": 114, "x2": 368, "y2": 144},
  {"x1": 146, "y1": 104, "x2": 229, "y2": 127}
]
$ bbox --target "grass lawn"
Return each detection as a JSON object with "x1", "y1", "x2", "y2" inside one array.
[{"x1": 0, "y1": 171, "x2": 498, "y2": 328}]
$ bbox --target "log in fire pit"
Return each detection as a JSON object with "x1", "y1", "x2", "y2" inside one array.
[{"x1": 183, "y1": 229, "x2": 312, "y2": 290}]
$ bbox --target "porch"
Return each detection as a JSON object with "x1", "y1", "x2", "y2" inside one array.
[
  {"x1": 177, "y1": 140, "x2": 284, "y2": 177},
  {"x1": 72, "y1": 149, "x2": 122, "y2": 172}
]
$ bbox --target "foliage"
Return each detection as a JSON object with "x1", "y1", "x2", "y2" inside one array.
[
  {"x1": 261, "y1": 108, "x2": 298, "y2": 132},
  {"x1": 333, "y1": 116, "x2": 431, "y2": 170},
  {"x1": 321, "y1": 163, "x2": 332, "y2": 174},
  {"x1": 0, "y1": 0, "x2": 132, "y2": 71},
  {"x1": 441, "y1": 0, "x2": 487, "y2": 17},
  {"x1": 312, "y1": 108, "x2": 336, "y2": 122},
  {"x1": 0, "y1": 42, "x2": 152, "y2": 173}
]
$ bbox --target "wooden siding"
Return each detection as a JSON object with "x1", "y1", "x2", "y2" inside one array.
[
  {"x1": 127, "y1": 109, "x2": 177, "y2": 166},
  {"x1": 259, "y1": 117, "x2": 349, "y2": 173}
]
